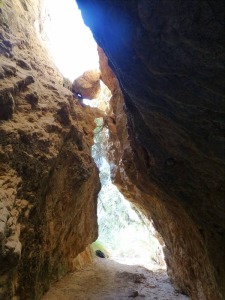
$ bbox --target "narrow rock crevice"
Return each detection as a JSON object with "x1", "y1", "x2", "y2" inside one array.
[{"x1": 0, "y1": 0, "x2": 224, "y2": 299}]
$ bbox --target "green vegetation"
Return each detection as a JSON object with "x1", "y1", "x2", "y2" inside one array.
[{"x1": 92, "y1": 119, "x2": 165, "y2": 266}]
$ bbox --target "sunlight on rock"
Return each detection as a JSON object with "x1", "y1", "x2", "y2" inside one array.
[
  {"x1": 92, "y1": 114, "x2": 166, "y2": 270},
  {"x1": 40, "y1": 1, "x2": 164, "y2": 267},
  {"x1": 1, "y1": 0, "x2": 223, "y2": 298},
  {"x1": 83, "y1": 81, "x2": 111, "y2": 112}
]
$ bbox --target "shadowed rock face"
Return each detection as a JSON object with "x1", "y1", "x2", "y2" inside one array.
[{"x1": 77, "y1": 1, "x2": 225, "y2": 299}]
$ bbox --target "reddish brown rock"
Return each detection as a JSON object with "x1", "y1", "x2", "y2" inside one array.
[
  {"x1": 0, "y1": 1, "x2": 100, "y2": 299},
  {"x1": 1, "y1": 0, "x2": 224, "y2": 299}
]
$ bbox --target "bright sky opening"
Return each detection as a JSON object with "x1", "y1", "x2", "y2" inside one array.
[{"x1": 44, "y1": 0, "x2": 99, "y2": 81}]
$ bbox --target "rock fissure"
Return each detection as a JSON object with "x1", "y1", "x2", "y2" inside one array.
[{"x1": 0, "y1": 0, "x2": 224, "y2": 299}]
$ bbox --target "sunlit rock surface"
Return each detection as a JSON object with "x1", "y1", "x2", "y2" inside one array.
[
  {"x1": 77, "y1": 1, "x2": 225, "y2": 299},
  {"x1": 72, "y1": 69, "x2": 101, "y2": 100},
  {"x1": 0, "y1": 0, "x2": 100, "y2": 299}
]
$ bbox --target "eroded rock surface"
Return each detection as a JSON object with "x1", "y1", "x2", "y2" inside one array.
[
  {"x1": 77, "y1": 1, "x2": 225, "y2": 299},
  {"x1": 72, "y1": 69, "x2": 101, "y2": 100},
  {"x1": 0, "y1": 0, "x2": 100, "y2": 299}
]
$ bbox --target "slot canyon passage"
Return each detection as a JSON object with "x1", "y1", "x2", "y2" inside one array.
[{"x1": 0, "y1": 0, "x2": 224, "y2": 299}]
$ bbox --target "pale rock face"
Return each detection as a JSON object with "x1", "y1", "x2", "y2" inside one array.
[
  {"x1": 0, "y1": 0, "x2": 100, "y2": 299},
  {"x1": 72, "y1": 69, "x2": 101, "y2": 100}
]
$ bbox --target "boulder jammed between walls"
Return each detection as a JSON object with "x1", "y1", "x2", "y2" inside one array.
[
  {"x1": 77, "y1": 1, "x2": 225, "y2": 299},
  {"x1": 0, "y1": 0, "x2": 101, "y2": 299},
  {"x1": 72, "y1": 69, "x2": 101, "y2": 100}
]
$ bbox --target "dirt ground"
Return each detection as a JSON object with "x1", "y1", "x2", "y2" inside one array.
[{"x1": 42, "y1": 258, "x2": 189, "y2": 300}]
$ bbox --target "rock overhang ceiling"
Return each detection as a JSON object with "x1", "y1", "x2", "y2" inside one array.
[{"x1": 77, "y1": 1, "x2": 225, "y2": 299}]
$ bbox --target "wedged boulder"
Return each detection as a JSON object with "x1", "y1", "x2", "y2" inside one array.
[{"x1": 72, "y1": 69, "x2": 101, "y2": 100}]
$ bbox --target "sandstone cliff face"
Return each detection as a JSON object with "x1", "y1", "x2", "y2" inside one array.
[
  {"x1": 0, "y1": 1, "x2": 100, "y2": 299},
  {"x1": 77, "y1": 1, "x2": 225, "y2": 299}
]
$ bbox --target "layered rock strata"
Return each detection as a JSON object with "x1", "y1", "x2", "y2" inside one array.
[
  {"x1": 76, "y1": 1, "x2": 225, "y2": 299},
  {"x1": 0, "y1": 0, "x2": 100, "y2": 299}
]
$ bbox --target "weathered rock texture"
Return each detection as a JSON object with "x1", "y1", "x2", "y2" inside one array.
[
  {"x1": 72, "y1": 69, "x2": 101, "y2": 100},
  {"x1": 0, "y1": 0, "x2": 100, "y2": 299},
  {"x1": 77, "y1": 1, "x2": 225, "y2": 299}
]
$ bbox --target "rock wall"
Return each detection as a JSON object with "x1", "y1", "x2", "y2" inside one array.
[
  {"x1": 0, "y1": 0, "x2": 100, "y2": 299},
  {"x1": 77, "y1": 1, "x2": 225, "y2": 299}
]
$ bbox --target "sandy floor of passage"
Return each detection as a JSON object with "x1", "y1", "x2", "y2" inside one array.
[{"x1": 42, "y1": 258, "x2": 189, "y2": 300}]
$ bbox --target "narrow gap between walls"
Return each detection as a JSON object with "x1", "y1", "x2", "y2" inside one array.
[{"x1": 89, "y1": 86, "x2": 166, "y2": 270}]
